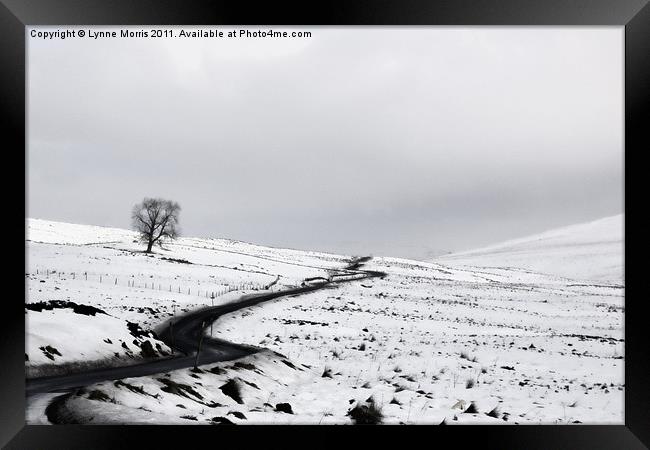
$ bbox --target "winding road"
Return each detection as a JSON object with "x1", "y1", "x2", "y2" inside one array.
[{"x1": 26, "y1": 257, "x2": 384, "y2": 397}]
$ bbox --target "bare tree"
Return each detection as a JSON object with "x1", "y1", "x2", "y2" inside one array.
[{"x1": 131, "y1": 198, "x2": 181, "y2": 252}]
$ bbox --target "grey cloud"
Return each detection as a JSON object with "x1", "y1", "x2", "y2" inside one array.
[{"x1": 28, "y1": 27, "x2": 623, "y2": 259}]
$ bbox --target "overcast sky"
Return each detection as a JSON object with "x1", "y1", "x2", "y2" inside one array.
[{"x1": 27, "y1": 27, "x2": 623, "y2": 259}]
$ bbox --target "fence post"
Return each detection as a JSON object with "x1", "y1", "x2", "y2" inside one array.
[
  {"x1": 210, "y1": 297, "x2": 214, "y2": 337},
  {"x1": 194, "y1": 322, "x2": 205, "y2": 369}
]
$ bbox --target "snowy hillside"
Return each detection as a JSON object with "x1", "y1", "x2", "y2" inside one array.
[
  {"x1": 437, "y1": 215, "x2": 623, "y2": 284},
  {"x1": 29, "y1": 217, "x2": 624, "y2": 425},
  {"x1": 25, "y1": 218, "x2": 349, "y2": 377}
]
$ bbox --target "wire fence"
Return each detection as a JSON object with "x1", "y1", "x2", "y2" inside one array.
[{"x1": 29, "y1": 268, "x2": 277, "y2": 299}]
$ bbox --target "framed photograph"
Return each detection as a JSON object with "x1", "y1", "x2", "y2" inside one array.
[{"x1": 2, "y1": 0, "x2": 647, "y2": 447}]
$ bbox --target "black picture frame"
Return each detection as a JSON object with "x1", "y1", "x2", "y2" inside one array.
[{"x1": 2, "y1": 0, "x2": 647, "y2": 448}]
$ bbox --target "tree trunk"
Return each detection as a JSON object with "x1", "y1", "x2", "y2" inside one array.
[{"x1": 146, "y1": 239, "x2": 153, "y2": 253}]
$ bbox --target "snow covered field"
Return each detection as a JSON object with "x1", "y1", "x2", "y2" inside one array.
[
  {"x1": 438, "y1": 215, "x2": 624, "y2": 284},
  {"x1": 26, "y1": 216, "x2": 624, "y2": 425},
  {"x1": 26, "y1": 218, "x2": 347, "y2": 376}
]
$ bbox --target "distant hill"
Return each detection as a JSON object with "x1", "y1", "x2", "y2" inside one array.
[{"x1": 436, "y1": 215, "x2": 623, "y2": 284}]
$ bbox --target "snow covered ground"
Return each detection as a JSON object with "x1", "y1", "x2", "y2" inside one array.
[
  {"x1": 206, "y1": 257, "x2": 623, "y2": 424},
  {"x1": 27, "y1": 216, "x2": 624, "y2": 424},
  {"x1": 26, "y1": 218, "x2": 347, "y2": 376}
]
